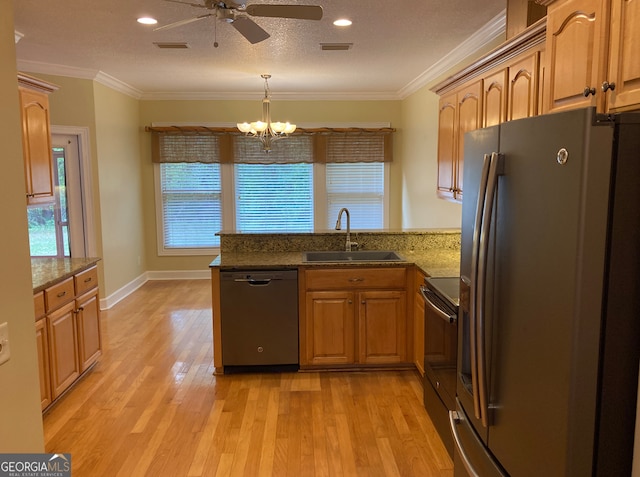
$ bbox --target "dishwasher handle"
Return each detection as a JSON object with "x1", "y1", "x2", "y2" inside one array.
[{"x1": 234, "y1": 278, "x2": 275, "y2": 286}]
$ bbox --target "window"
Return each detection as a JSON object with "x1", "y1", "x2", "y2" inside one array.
[
  {"x1": 235, "y1": 163, "x2": 314, "y2": 232},
  {"x1": 151, "y1": 125, "x2": 392, "y2": 254},
  {"x1": 158, "y1": 163, "x2": 222, "y2": 253},
  {"x1": 326, "y1": 162, "x2": 385, "y2": 229}
]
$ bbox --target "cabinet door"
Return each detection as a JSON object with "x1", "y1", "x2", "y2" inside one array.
[
  {"x1": 508, "y1": 51, "x2": 540, "y2": 120},
  {"x1": 456, "y1": 80, "x2": 483, "y2": 202},
  {"x1": 35, "y1": 318, "x2": 52, "y2": 410},
  {"x1": 414, "y1": 273, "x2": 426, "y2": 376},
  {"x1": 437, "y1": 93, "x2": 458, "y2": 200},
  {"x1": 48, "y1": 302, "x2": 80, "y2": 399},
  {"x1": 76, "y1": 288, "x2": 102, "y2": 372},
  {"x1": 304, "y1": 291, "x2": 355, "y2": 366},
  {"x1": 483, "y1": 69, "x2": 508, "y2": 127},
  {"x1": 358, "y1": 290, "x2": 407, "y2": 364},
  {"x1": 544, "y1": 0, "x2": 610, "y2": 113},
  {"x1": 19, "y1": 87, "x2": 54, "y2": 205},
  {"x1": 606, "y1": 0, "x2": 640, "y2": 112}
]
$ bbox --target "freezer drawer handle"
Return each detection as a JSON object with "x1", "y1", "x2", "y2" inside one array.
[{"x1": 449, "y1": 411, "x2": 481, "y2": 477}]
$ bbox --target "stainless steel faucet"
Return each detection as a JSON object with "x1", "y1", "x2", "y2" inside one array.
[{"x1": 335, "y1": 208, "x2": 357, "y2": 251}]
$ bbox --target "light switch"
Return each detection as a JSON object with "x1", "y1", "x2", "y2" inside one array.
[{"x1": 0, "y1": 322, "x2": 10, "y2": 366}]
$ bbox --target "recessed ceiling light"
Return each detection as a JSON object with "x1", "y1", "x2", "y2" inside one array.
[
  {"x1": 333, "y1": 19, "x2": 352, "y2": 27},
  {"x1": 137, "y1": 17, "x2": 158, "y2": 25}
]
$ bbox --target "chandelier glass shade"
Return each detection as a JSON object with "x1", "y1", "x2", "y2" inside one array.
[{"x1": 237, "y1": 74, "x2": 296, "y2": 152}]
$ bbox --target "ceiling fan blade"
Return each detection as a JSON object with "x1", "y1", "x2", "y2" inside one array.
[
  {"x1": 245, "y1": 4, "x2": 323, "y2": 20},
  {"x1": 231, "y1": 16, "x2": 270, "y2": 44},
  {"x1": 163, "y1": 0, "x2": 208, "y2": 9},
  {"x1": 153, "y1": 13, "x2": 214, "y2": 32}
]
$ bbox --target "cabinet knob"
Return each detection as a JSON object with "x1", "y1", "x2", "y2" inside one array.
[
  {"x1": 361, "y1": 300, "x2": 366, "y2": 304},
  {"x1": 583, "y1": 86, "x2": 596, "y2": 97},
  {"x1": 602, "y1": 81, "x2": 616, "y2": 92},
  {"x1": 348, "y1": 300, "x2": 353, "y2": 304}
]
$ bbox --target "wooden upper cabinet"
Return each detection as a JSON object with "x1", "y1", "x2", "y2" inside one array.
[
  {"x1": 483, "y1": 69, "x2": 508, "y2": 127},
  {"x1": 436, "y1": 93, "x2": 458, "y2": 201},
  {"x1": 508, "y1": 51, "x2": 541, "y2": 120},
  {"x1": 606, "y1": 0, "x2": 640, "y2": 112},
  {"x1": 18, "y1": 74, "x2": 58, "y2": 205},
  {"x1": 456, "y1": 80, "x2": 483, "y2": 202},
  {"x1": 544, "y1": 0, "x2": 640, "y2": 113},
  {"x1": 544, "y1": 0, "x2": 609, "y2": 113}
]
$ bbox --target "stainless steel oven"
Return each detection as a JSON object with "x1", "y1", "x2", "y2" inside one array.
[{"x1": 420, "y1": 276, "x2": 460, "y2": 457}]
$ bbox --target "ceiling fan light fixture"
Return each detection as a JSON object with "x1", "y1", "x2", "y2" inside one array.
[
  {"x1": 333, "y1": 18, "x2": 352, "y2": 27},
  {"x1": 137, "y1": 17, "x2": 158, "y2": 25},
  {"x1": 237, "y1": 75, "x2": 297, "y2": 153}
]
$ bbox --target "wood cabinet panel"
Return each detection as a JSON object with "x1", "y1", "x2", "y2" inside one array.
[
  {"x1": 18, "y1": 86, "x2": 55, "y2": 205},
  {"x1": 606, "y1": 0, "x2": 640, "y2": 111},
  {"x1": 414, "y1": 270, "x2": 426, "y2": 376},
  {"x1": 509, "y1": 51, "x2": 541, "y2": 120},
  {"x1": 76, "y1": 288, "x2": 101, "y2": 372},
  {"x1": 35, "y1": 318, "x2": 52, "y2": 410},
  {"x1": 455, "y1": 80, "x2": 483, "y2": 202},
  {"x1": 34, "y1": 291, "x2": 45, "y2": 321},
  {"x1": 358, "y1": 290, "x2": 406, "y2": 364},
  {"x1": 304, "y1": 291, "x2": 355, "y2": 366},
  {"x1": 437, "y1": 93, "x2": 458, "y2": 200},
  {"x1": 483, "y1": 69, "x2": 508, "y2": 127},
  {"x1": 44, "y1": 277, "x2": 75, "y2": 312},
  {"x1": 544, "y1": 0, "x2": 610, "y2": 113},
  {"x1": 305, "y1": 267, "x2": 406, "y2": 290},
  {"x1": 74, "y1": 266, "x2": 98, "y2": 296},
  {"x1": 48, "y1": 301, "x2": 80, "y2": 399}
]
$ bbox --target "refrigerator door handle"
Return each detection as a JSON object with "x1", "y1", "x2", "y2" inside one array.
[
  {"x1": 476, "y1": 152, "x2": 503, "y2": 428},
  {"x1": 470, "y1": 153, "x2": 492, "y2": 422},
  {"x1": 449, "y1": 411, "x2": 481, "y2": 477}
]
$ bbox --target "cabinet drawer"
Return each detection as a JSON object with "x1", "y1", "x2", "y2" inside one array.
[
  {"x1": 75, "y1": 266, "x2": 98, "y2": 295},
  {"x1": 305, "y1": 267, "x2": 406, "y2": 290},
  {"x1": 45, "y1": 277, "x2": 75, "y2": 312},
  {"x1": 34, "y1": 291, "x2": 45, "y2": 321}
]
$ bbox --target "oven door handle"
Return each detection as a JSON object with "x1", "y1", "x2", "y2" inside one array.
[{"x1": 420, "y1": 286, "x2": 457, "y2": 324}]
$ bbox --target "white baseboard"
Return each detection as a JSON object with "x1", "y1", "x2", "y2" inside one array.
[{"x1": 100, "y1": 270, "x2": 211, "y2": 310}]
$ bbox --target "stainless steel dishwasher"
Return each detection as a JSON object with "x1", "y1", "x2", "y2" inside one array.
[{"x1": 220, "y1": 269, "x2": 299, "y2": 372}]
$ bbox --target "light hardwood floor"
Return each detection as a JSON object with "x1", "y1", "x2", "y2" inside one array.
[{"x1": 43, "y1": 279, "x2": 453, "y2": 476}]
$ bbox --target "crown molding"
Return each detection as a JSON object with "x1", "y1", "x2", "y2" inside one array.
[{"x1": 397, "y1": 9, "x2": 506, "y2": 99}]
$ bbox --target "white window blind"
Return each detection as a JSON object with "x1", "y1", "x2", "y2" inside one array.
[
  {"x1": 326, "y1": 162, "x2": 384, "y2": 229},
  {"x1": 235, "y1": 163, "x2": 314, "y2": 232},
  {"x1": 160, "y1": 163, "x2": 222, "y2": 248}
]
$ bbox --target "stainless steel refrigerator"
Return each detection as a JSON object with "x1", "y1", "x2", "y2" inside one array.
[{"x1": 451, "y1": 107, "x2": 640, "y2": 476}]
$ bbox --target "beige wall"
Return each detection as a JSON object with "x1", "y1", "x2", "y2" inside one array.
[
  {"x1": 0, "y1": 0, "x2": 45, "y2": 451},
  {"x1": 400, "y1": 87, "x2": 462, "y2": 228}
]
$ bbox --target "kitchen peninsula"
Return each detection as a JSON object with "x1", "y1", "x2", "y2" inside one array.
[{"x1": 210, "y1": 230, "x2": 460, "y2": 374}]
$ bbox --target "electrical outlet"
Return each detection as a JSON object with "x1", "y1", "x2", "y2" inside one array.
[{"x1": 0, "y1": 322, "x2": 10, "y2": 366}]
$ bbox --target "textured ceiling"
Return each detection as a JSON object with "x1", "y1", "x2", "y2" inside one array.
[{"x1": 12, "y1": 0, "x2": 506, "y2": 99}]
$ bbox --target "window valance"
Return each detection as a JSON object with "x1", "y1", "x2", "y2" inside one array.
[{"x1": 147, "y1": 126, "x2": 395, "y2": 164}]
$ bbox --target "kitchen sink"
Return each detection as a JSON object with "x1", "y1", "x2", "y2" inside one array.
[{"x1": 303, "y1": 250, "x2": 405, "y2": 262}]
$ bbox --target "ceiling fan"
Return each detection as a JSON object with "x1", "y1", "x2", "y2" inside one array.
[{"x1": 154, "y1": 0, "x2": 323, "y2": 45}]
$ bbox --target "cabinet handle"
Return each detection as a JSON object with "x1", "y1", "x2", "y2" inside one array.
[
  {"x1": 77, "y1": 306, "x2": 84, "y2": 313},
  {"x1": 583, "y1": 86, "x2": 596, "y2": 97},
  {"x1": 348, "y1": 277, "x2": 364, "y2": 282},
  {"x1": 84, "y1": 277, "x2": 92, "y2": 283},
  {"x1": 602, "y1": 81, "x2": 616, "y2": 92},
  {"x1": 56, "y1": 291, "x2": 66, "y2": 298}
]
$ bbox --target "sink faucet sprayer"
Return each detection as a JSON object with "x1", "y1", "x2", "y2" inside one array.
[{"x1": 335, "y1": 208, "x2": 357, "y2": 251}]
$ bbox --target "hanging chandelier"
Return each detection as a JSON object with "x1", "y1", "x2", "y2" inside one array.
[{"x1": 237, "y1": 74, "x2": 296, "y2": 153}]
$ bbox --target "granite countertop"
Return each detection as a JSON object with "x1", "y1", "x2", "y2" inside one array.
[
  {"x1": 32, "y1": 257, "x2": 101, "y2": 293},
  {"x1": 210, "y1": 248, "x2": 460, "y2": 278}
]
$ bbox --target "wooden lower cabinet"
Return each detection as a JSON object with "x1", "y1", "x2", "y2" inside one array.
[
  {"x1": 76, "y1": 288, "x2": 101, "y2": 372},
  {"x1": 48, "y1": 301, "x2": 80, "y2": 399},
  {"x1": 35, "y1": 317, "x2": 52, "y2": 410},
  {"x1": 301, "y1": 267, "x2": 409, "y2": 368},
  {"x1": 34, "y1": 264, "x2": 101, "y2": 410}
]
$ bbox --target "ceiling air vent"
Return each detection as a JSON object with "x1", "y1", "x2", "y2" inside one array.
[
  {"x1": 153, "y1": 42, "x2": 190, "y2": 49},
  {"x1": 320, "y1": 43, "x2": 353, "y2": 51}
]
